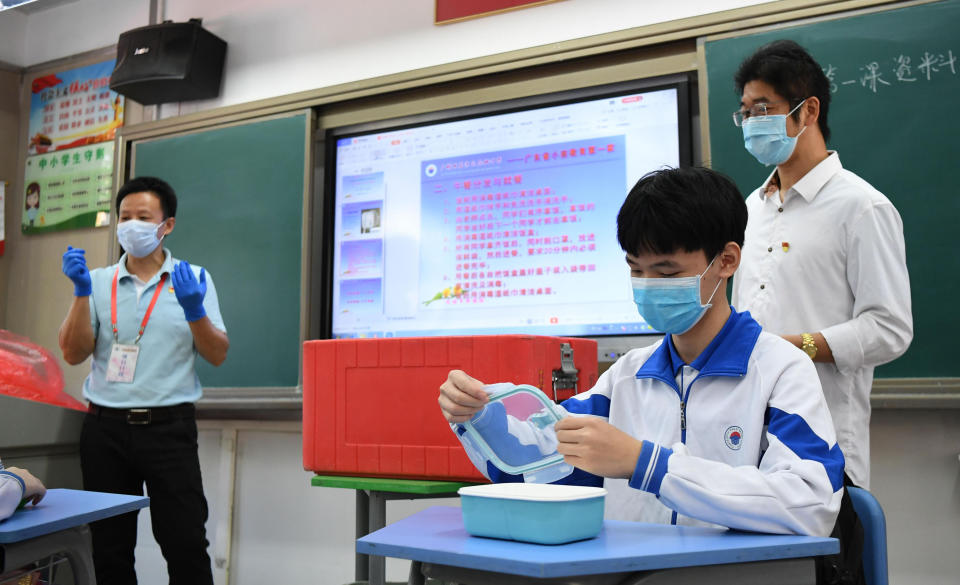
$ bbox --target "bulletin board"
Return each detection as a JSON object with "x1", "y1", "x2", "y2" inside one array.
[{"x1": 21, "y1": 58, "x2": 124, "y2": 234}]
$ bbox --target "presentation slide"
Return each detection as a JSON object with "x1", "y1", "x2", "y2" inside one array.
[
  {"x1": 339, "y1": 239, "x2": 383, "y2": 279},
  {"x1": 339, "y1": 278, "x2": 383, "y2": 314},
  {"x1": 342, "y1": 171, "x2": 384, "y2": 201},
  {"x1": 418, "y1": 136, "x2": 626, "y2": 310},
  {"x1": 342, "y1": 200, "x2": 383, "y2": 237},
  {"x1": 330, "y1": 85, "x2": 683, "y2": 338}
]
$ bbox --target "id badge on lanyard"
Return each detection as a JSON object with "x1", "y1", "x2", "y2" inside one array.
[
  {"x1": 107, "y1": 343, "x2": 140, "y2": 383},
  {"x1": 105, "y1": 267, "x2": 168, "y2": 383}
]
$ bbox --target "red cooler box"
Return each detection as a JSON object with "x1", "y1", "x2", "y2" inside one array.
[{"x1": 302, "y1": 335, "x2": 598, "y2": 482}]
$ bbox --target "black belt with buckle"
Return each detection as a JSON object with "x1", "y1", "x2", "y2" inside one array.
[{"x1": 88, "y1": 403, "x2": 195, "y2": 425}]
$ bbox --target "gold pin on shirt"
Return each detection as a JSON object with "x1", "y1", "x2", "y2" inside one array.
[{"x1": 782, "y1": 242, "x2": 790, "y2": 253}]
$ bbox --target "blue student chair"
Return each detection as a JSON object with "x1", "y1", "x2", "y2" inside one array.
[{"x1": 847, "y1": 487, "x2": 888, "y2": 585}]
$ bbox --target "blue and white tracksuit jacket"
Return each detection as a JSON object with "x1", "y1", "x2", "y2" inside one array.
[
  {"x1": 0, "y1": 470, "x2": 26, "y2": 521},
  {"x1": 455, "y1": 309, "x2": 845, "y2": 536}
]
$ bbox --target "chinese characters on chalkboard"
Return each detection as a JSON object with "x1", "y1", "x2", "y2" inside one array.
[{"x1": 824, "y1": 49, "x2": 956, "y2": 93}]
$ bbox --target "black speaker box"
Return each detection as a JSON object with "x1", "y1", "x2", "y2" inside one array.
[{"x1": 110, "y1": 19, "x2": 227, "y2": 105}]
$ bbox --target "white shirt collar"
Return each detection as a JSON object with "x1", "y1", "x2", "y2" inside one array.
[{"x1": 762, "y1": 152, "x2": 843, "y2": 204}]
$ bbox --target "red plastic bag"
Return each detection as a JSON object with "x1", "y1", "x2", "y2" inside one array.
[{"x1": 0, "y1": 330, "x2": 86, "y2": 411}]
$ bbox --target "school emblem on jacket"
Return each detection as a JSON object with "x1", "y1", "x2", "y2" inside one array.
[{"x1": 724, "y1": 426, "x2": 743, "y2": 450}]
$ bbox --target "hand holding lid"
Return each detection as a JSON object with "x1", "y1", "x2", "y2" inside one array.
[
  {"x1": 438, "y1": 369, "x2": 489, "y2": 423},
  {"x1": 460, "y1": 383, "x2": 574, "y2": 483}
]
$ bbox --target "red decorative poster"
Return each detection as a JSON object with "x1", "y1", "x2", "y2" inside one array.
[
  {"x1": 27, "y1": 59, "x2": 123, "y2": 154},
  {"x1": 435, "y1": 0, "x2": 561, "y2": 24}
]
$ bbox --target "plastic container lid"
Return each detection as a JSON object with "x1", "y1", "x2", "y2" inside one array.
[
  {"x1": 458, "y1": 483, "x2": 606, "y2": 501},
  {"x1": 460, "y1": 383, "x2": 574, "y2": 483}
]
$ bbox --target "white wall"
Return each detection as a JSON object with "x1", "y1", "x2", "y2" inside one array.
[
  {"x1": 163, "y1": 0, "x2": 775, "y2": 113},
  {"x1": 3, "y1": 0, "x2": 772, "y2": 107},
  {"x1": 0, "y1": 8, "x2": 26, "y2": 66},
  {"x1": 18, "y1": 0, "x2": 148, "y2": 65}
]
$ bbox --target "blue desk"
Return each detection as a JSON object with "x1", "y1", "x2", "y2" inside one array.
[
  {"x1": 358, "y1": 506, "x2": 839, "y2": 585},
  {"x1": 0, "y1": 489, "x2": 150, "y2": 585}
]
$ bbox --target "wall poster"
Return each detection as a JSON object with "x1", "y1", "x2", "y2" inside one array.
[{"x1": 22, "y1": 58, "x2": 123, "y2": 234}]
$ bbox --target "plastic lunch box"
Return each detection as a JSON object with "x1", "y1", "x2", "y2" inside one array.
[
  {"x1": 458, "y1": 483, "x2": 607, "y2": 544},
  {"x1": 460, "y1": 383, "x2": 575, "y2": 483}
]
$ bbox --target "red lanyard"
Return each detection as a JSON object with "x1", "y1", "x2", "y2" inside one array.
[{"x1": 111, "y1": 267, "x2": 168, "y2": 344}]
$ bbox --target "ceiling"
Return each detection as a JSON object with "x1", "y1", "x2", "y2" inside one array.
[{"x1": 0, "y1": 0, "x2": 81, "y2": 16}]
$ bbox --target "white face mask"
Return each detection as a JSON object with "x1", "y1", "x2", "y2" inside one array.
[{"x1": 117, "y1": 219, "x2": 165, "y2": 258}]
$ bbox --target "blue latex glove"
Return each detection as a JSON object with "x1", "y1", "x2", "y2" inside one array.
[
  {"x1": 61, "y1": 246, "x2": 92, "y2": 297},
  {"x1": 171, "y1": 261, "x2": 207, "y2": 322}
]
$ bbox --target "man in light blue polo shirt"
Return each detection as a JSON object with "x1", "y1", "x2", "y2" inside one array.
[{"x1": 58, "y1": 176, "x2": 228, "y2": 585}]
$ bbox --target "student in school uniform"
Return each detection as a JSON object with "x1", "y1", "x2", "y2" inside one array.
[
  {"x1": 0, "y1": 466, "x2": 45, "y2": 522},
  {"x1": 440, "y1": 166, "x2": 844, "y2": 536},
  {"x1": 58, "y1": 177, "x2": 228, "y2": 585},
  {"x1": 730, "y1": 40, "x2": 913, "y2": 488}
]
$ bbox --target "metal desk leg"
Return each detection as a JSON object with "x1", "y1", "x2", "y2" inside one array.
[
  {"x1": 0, "y1": 525, "x2": 96, "y2": 585},
  {"x1": 356, "y1": 489, "x2": 370, "y2": 583},
  {"x1": 367, "y1": 490, "x2": 387, "y2": 585},
  {"x1": 355, "y1": 488, "x2": 462, "y2": 585},
  {"x1": 408, "y1": 560, "x2": 425, "y2": 585}
]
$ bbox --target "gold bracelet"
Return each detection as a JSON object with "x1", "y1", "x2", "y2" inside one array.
[{"x1": 801, "y1": 333, "x2": 818, "y2": 360}]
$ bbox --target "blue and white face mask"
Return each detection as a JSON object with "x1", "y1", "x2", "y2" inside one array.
[
  {"x1": 631, "y1": 256, "x2": 722, "y2": 335},
  {"x1": 117, "y1": 219, "x2": 165, "y2": 258},
  {"x1": 742, "y1": 99, "x2": 807, "y2": 166}
]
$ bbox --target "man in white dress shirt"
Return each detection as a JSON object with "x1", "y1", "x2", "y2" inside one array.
[{"x1": 730, "y1": 40, "x2": 913, "y2": 488}]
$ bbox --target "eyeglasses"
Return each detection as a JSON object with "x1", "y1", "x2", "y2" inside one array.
[{"x1": 731, "y1": 101, "x2": 792, "y2": 127}]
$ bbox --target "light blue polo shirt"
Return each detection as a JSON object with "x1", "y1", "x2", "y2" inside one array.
[{"x1": 82, "y1": 248, "x2": 227, "y2": 408}]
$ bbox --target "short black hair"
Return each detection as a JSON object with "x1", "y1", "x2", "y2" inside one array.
[
  {"x1": 617, "y1": 167, "x2": 746, "y2": 261},
  {"x1": 116, "y1": 176, "x2": 177, "y2": 218},
  {"x1": 734, "y1": 39, "x2": 831, "y2": 142}
]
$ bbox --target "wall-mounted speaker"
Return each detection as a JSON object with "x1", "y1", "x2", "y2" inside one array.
[{"x1": 109, "y1": 18, "x2": 227, "y2": 105}]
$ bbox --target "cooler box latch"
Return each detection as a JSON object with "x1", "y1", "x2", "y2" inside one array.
[{"x1": 551, "y1": 342, "x2": 579, "y2": 402}]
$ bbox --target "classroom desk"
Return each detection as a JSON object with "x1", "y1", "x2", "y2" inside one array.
[
  {"x1": 0, "y1": 489, "x2": 150, "y2": 585},
  {"x1": 311, "y1": 475, "x2": 477, "y2": 585},
  {"x1": 357, "y1": 506, "x2": 839, "y2": 585}
]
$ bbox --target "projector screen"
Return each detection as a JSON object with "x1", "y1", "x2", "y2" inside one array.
[{"x1": 322, "y1": 75, "x2": 693, "y2": 341}]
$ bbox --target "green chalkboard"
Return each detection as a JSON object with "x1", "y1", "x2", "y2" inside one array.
[
  {"x1": 704, "y1": 0, "x2": 960, "y2": 378},
  {"x1": 130, "y1": 112, "x2": 310, "y2": 388}
]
